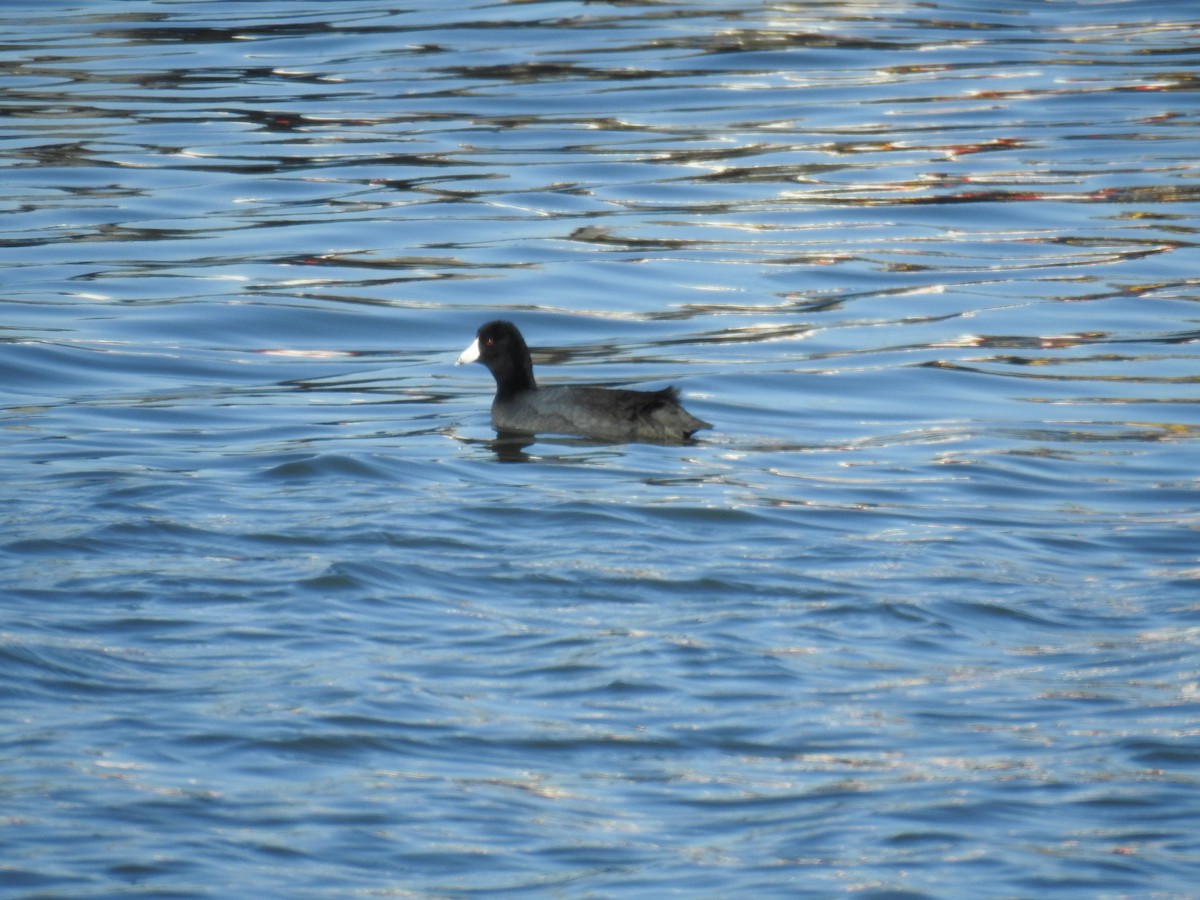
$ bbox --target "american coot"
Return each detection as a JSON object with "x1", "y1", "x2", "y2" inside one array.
[{"x1": 456, "y1": 320, "x2": 711, "y2": 443}]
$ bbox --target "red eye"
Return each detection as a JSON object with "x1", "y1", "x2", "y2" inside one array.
[{"x1": 485, "y1": 338, "x2": 494, "y2": 347}]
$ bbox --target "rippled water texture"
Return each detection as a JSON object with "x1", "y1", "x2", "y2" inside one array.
[{"x1": 3, "y1": 1, "x2": 1199, "y2": 896}]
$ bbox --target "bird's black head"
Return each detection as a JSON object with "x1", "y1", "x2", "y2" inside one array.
[{"x1": 457, "y1": 320, "x2": 536, "y2": 397}]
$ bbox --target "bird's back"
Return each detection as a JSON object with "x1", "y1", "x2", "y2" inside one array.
[{"x1": 493, "y1": 384, "x2": 709, "y2": 442}]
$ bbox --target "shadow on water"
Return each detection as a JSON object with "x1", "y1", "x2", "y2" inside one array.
[{"x1": 447, "y1": 429, "x2": 714, "y2": 464}]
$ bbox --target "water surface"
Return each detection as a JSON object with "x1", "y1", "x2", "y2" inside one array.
[{"x1": 2, "y1": 1, "x2": 1199, "y2": 896}]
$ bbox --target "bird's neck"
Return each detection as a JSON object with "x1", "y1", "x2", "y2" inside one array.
[{"x1": 495, "y1": 362, "x2": 536, "y2": 399}]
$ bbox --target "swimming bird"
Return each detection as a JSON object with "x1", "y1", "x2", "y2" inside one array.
[{"x1": 456, "y1": 320, "x2": 710, "y2": 443}]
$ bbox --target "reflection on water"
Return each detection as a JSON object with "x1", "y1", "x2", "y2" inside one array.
[{"x1": 2, "y1": 1, "x2": 1199, "y2": 897}]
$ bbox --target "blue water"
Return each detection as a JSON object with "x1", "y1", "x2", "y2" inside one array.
[{"x1": 3, "y1": 1, "x2": 1199, "y2": 896}]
